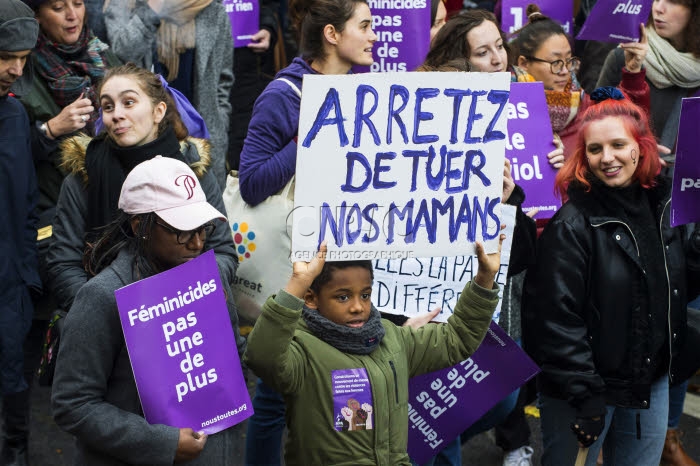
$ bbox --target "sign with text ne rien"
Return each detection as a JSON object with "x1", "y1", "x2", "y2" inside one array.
[
  {"x1": 224, "y1": 0, "x2": 260, "y2": 48},
  {"x1": 115, "y1": 250, "x2": 252, "y2": 434},
  {"x1": 671, "y1": 97, "x2": 700, "y2": 227},
  {"x1": 291, "y1": 72, "x2": 511, "y2": 261}
]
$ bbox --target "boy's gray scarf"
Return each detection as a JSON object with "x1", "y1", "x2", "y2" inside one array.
[{"x1": 302, "y1": 306, "x2": 385, "y2": 355}]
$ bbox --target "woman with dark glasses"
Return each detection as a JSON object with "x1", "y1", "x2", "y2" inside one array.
[{"x1": 510, "y1": 3, "x2": 650, "y2": 163}]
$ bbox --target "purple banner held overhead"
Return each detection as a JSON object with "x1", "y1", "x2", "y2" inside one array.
[
  {"x1": 224, "y1": 0, "x2": 260, "y2": 48},
  {"x1": 407, "y1": 322, "x2": 539, "y2": 464},
  {"x1": 115, "y1": 250, "x2": 252, "y2": 435},
  {"x1": 576, "y1": 0, "x2": 651, "y2": 43},
  {"x1": 354, "y1": 0, "x2": 430, "y2": 73},
  {"x1": 671, "y1": 97, "x2": 700, "y2": 227},
  {"x1": 501, "y1": 0, "x2": 573, "y2": 35},
  {"x1": 506, "y1": 82, "x2": 561, "y2": 219}
]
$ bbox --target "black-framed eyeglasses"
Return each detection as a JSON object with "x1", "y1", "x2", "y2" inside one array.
[
  {"x1": 155, "y1": 221, "x2": 216, "y2": 245},
  {"x1": 525, "y1": 56, "x2": 580, "y2": 74}
]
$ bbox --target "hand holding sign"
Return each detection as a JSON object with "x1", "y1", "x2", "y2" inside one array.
[
  {"x1": 474, "y1": 225, "x2": 506, "y2": 290},
  {"x1": 547, "y1": 137, "x2": 565, "y2": 169},
  {"x1": 502, "y1": 160, "x2": 515, "y2": 203},
  {"x1": 284, "y1": 242, "x2": 328, "y2": 299},
  {"x1": 248, "y1": 29, "x2": 271, "y2": 52},
  {"x1": 175, "y1": 428, "x2": 208, "y2": 463},
  {"x1": 620, "y1": 24, "x2": 648, "y2": 73}
]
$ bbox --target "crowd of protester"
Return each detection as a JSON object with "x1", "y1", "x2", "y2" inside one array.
[{"x1": 2, "y1": 0, "x2": 699, "y2": 465}]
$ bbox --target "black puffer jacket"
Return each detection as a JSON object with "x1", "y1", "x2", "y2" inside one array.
[{"x1": 523, "y1": 177, "x2": 700, "y2": 418}]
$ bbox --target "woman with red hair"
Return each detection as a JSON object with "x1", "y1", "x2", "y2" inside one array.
[{"x1": 522, "y1": 87, "x2": 700, "y2": 466}]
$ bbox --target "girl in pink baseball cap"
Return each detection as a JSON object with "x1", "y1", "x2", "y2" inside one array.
[{"x1": 51, "y1": 156, "x2": 240, "y2": 466}]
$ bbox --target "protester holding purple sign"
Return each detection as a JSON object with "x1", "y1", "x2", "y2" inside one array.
[
  {"x1": 597, "y1": 0, "x2": 700, "y2": 167},
  {"x1": 511, "y1": 4, "x2": 650, "y2": 164},
  {"x1": 421, "y1": 9, "x2": 566, "y2": 177},
  {"x1": 523, "y1": 89, "x2": 700, "y2": 466},
  {"x1": 245, "y1": 235, "x2": 504, "y2": 466},
  {"x1": 52, "y1": 156, "x2": 241, "y2": 465},
  {"x1": 415, "y1": 23, "x2": 540, "y2": 464}
]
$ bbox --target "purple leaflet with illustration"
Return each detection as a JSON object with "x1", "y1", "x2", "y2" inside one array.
[
  {"x1": 332, "y1": 368, "x2": 374, "y2": 431},
  {"x1": 671, "y1": 97, "x2": 700, "y2": 227},
  {"x1": 506, "y1": 82, "x2": 560, "y2": 219},
  {"x1": 353, "y1": 0, "x2": 430, "y2": 73},
  {"x1": 224, "y1": 0, "x2": 260, "y2": 48},
  {"x1": 407, "y1": 322, "x2": 539, "y2": 464},
  {"x1": 501, "y1": 0, "x2": 573, "y2": 35},
  {"x1": 115, "y1": 250, "x2": 252, "y2": 435},
  {"x1": 576, "y1": 0, "x2": 651, "y2": 43}
]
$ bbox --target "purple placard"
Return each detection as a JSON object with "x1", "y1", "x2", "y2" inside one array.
[
  {"x1": 501, "y1": 0, "x2": 573, "y2": 34},
  {"x1": 506, "y1": 82, "x2": 560, "y2": 219},
  {"x1": 354, "y1": 1, "x2": 430, "y2": 73},
  {"x1": 332, "y1": 368, "x2": 374, "y2": 431},
  {"x1": 224, "y1": 0, "x2": 260, "y2": 48},
  {"x1": 407, "y1": 322, "x2": 539, "y2": 464},
  {"x1": 671, "y1": 97, "x2": 700, "y2": 227},
  {"x1": 115, "y1": 250, "x2": 252, "y2": 434},
  {"x1": 576, "y1": 0, "x2": 651, "y2": 43}
]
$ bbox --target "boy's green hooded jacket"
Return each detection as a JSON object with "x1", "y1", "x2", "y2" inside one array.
[{"x1": 245, "y1": 281, "x2": 499, "y2": 466}]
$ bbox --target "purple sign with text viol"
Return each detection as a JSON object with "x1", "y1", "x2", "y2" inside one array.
[
  {"x1": 407, "y1": 322, "x2": 539, "y2": 464},
  {"x1": 224, "y1": 0, "x2": 260, "y2": 48},
  {"x1": 671, "y1": 97, "x2": 700, "y2": 227},
  {"x1": 577, "y1": 0, "x2": 651, "y2": 43},
  {"x1": 501, "y1": 0, "x2": 573, "y2": 35},
  {"x1": 115, "y1": 250, "x2": 252, "y2": 435},
  {"x1": 506, "y1": 82, "x2": 560, "y2": 219},
  {"x1": 354, "y1": 0, "x2": 430, "y2": 73}
]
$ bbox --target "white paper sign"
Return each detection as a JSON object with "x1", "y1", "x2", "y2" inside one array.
[
  {"x1": 291, "y1": 72, "x2": 511, "y2": 261},
  {"x1": 372, "y1": 204, "x2": 515, "y2": 322}
]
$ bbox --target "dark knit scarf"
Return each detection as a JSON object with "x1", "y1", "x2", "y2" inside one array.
[
  {"x1": 34, "y1": 27, "x2": 107, "y2": 125},
  {"x1": 302, "y1": 306, "x2": 385, "y2": 355},
  {"x1": 588, "y1": 178, "x2": 669, "y2": 377},
  {"x1": 85, "y1": 127, "x2": 185, "y2": 233}
]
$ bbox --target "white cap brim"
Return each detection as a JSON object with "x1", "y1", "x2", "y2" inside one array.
[{"x1": 155, "y1": 201, "x2": 227, "y2": 231}]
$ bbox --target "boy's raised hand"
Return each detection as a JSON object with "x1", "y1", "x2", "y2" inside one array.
[
  {"x1": 284, "y1": 242, "x2": 328, "y2": 299},
  {"x1": 473, "y1": 225, "x2": 506, "y2": 290}
]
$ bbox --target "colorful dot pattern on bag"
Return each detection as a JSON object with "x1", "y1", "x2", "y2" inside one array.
[{"x1": 231, "y1": 222, "x2": 257, "y2": 262}]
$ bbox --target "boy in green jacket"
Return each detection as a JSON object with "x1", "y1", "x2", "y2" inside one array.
[{"x1": 245, "y1": 237, "x2": 504, "y2": 466}]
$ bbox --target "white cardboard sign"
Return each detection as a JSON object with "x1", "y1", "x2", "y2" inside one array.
[{"x1": 291, "y1": 72, "x2": 511, "y2": 261}]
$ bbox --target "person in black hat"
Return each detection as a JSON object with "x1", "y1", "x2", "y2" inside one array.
[{"x1": 0, "y1": 1, "x2": 41, "y2": 465}]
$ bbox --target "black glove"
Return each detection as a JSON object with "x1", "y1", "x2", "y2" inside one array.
[{"x1": 570, "y1": 416, "x2": 605, "y2": 447}]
